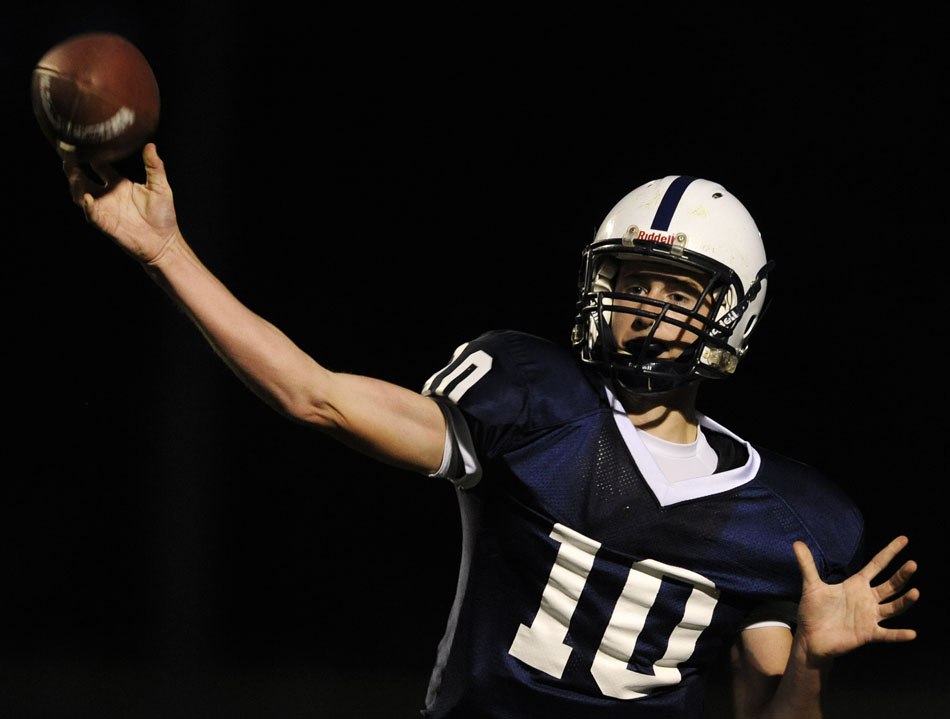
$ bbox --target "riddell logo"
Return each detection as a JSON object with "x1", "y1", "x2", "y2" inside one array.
[
  {"x1": 622, "y1": 225, "x2": 687, "y2": 247},
  {"x1": 639, "y1": 230, "x2": 678, "y2": 245}
]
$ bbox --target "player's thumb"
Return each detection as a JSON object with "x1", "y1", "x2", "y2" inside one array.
[
  {"x1": 793, "y1": 541, "x2": 822, "y2": 587},
  {"x1": 143, "y1": 143, "x2": 170, "y2": 191}
]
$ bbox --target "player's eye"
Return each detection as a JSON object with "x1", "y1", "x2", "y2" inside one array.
[
  {"x1": 619, "y1": 282, "x2": 647, "y2": 295},
  {"x1": 669, "y1": 292, "x2": 697, "y2": 307}
]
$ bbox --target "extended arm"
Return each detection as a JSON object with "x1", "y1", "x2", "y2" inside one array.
[
  {"x1": 732, "y1": 536, "x2": 919, "y2": 719},
  {"x1": 65, "y1": 144, "x2": 446, "y2": 474}
]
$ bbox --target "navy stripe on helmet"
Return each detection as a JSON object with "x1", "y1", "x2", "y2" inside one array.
[{"x1": 651, "y1": 176, "x2": 696, "y2": 231}]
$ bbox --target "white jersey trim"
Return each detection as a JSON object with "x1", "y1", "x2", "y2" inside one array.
[
  {"x1": 429, "y1": 401, "x2": 483, "y2": 489},
  {"x1": 431, "y1": 384, "x2": 760, "y2": 502},
  {"x1": 742, "y1": 620, "x2": 792, "y2": 632},
  {"x1": 605, "y1": 385, "x2": 760, "y2": 507}
]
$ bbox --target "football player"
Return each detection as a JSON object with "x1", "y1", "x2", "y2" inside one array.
[{"x1": 64, "y1": 146, "x2": 918, "y2": 718}]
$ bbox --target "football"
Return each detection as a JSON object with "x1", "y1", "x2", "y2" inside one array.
[{"x1": 31, "y1": 32, "x2": 160, "y2": 164}]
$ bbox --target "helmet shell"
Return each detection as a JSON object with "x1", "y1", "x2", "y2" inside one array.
[{"x1": 575, "y1": 175, "x2": 773, "y2": 389}]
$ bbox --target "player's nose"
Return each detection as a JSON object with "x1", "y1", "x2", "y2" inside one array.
[
  {"x1": 629, "y1": 292, "x2": 664, "y2": 329},
  {"x1": 628, "y1": 307, "x2": 657, "y2": 333}
]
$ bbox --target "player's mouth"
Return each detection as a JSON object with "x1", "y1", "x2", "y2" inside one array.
[{"x1": 621, "y1": 338, "x2": 670, "y2": 359}]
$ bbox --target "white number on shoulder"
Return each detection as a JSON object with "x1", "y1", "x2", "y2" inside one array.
[{"x1": 423, "y1": 344, "x2": 494, "y2": 403}]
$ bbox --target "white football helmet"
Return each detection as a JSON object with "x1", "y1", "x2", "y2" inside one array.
[{"x1": 572, "y1": 175, "x2": 774, "y2": 392}]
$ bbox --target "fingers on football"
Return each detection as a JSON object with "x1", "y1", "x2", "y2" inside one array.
[
  {"x1": 63, "y1": 159, "x2": 112, "y2": 214},
  {"x1": 88, "y1": 161, "x2": 123, "y2": 188},
  {"x1": 63, "y1": 160, "x2": 91, "y2": 206}
]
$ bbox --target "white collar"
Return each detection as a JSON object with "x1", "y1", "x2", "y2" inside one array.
[{"x1": 605, "y1": 384, "x2": 760, "y2": 507}]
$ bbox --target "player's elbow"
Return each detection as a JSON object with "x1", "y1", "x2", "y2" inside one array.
[
  {"x1": 286, "y1": 395, "x2": 346, "y2": 430},
  {"x1": 255, "y1": 366, "x2": 344, "y2": 430}
]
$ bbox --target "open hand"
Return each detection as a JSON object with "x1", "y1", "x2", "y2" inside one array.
[{"x1": 793, "y1": 536, "x2": 918, "y2": 660}]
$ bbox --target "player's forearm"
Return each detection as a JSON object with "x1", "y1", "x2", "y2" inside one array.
[
  {"x1": 138, "y1": 233, "x2": 447, "y2": 473},
  {"x1": 756, "y1": 637, "x2": 830, "y2": 719},
  {"x1": 142, "y1": 232, "x2": 333, "y2": 422},
  {"x1": 140, "y1": 232, "x2": 445, "y2": 472}
]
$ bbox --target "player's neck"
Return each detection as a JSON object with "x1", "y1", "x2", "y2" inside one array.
[{"x1": 615, "y1": 382, "x2": 701, "y2": 444}]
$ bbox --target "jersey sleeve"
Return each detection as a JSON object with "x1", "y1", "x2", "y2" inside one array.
[
  {"x1": 422, "y1": 332, "x2": 531, "y2": 487},
  {"x1": 426, "y1": 399, "x2": 482, "y2": 488},
  {"x1": 421, "y1": 331, "x2": 601, "y2": 488},
  {"x1": 755, "y1": 447, "x2": 866, "y2": 585},
  {"x1": 741, "y1": 600, "x2": 798, "y2": 631}
]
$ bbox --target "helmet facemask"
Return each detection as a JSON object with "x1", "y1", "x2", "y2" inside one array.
[{"x1": 573, "y1": 239, "x2": 769, "y2": 393}]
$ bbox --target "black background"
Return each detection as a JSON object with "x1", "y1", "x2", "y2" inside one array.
[{"x1": 2, "y1": 4, "x2": 945, "y2": 717}]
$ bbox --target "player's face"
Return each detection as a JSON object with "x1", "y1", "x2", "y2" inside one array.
[{"x1": 610, "y1": 260, "x2": 714, "y2": 360}]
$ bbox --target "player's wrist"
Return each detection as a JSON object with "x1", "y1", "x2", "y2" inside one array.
[
  {"x1": 790, "y1": 625, "x2": 836, "y2": 670},
  {"x1": 144, "y1": 228, "x2": 186, "y2": 269}
]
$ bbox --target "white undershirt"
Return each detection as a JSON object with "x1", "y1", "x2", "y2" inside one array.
[{"x1": 636, "y1": 426, "x2": 720, "y2": 483}]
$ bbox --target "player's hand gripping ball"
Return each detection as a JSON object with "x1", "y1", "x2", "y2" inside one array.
[{"x1": 31, "y1": 32, "x2": 160, "y2": 164}]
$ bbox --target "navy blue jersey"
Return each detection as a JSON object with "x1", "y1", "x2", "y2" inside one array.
[{"x1": 420, "y1": 330, "x2": 864, "y2": 719}]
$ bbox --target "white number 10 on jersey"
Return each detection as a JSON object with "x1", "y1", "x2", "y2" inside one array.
[{"x1": 509, "y1": 523, "x2": 720, "y2": 699}]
